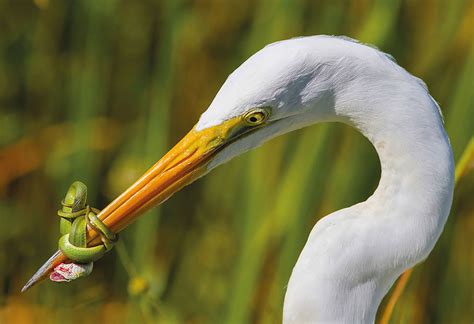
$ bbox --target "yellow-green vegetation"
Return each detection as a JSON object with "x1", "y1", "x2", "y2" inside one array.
[{"x1": 0, "y1": 0, "x2": 472, "y2": 323}]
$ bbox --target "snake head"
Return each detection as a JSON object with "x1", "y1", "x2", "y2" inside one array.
[{"x1": 49, "y1": 262, "x2": 93, "y2": 282}]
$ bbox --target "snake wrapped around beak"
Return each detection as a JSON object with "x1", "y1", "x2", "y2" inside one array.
[{"x1": 51, "y1": 181, "x2": 118, "y2": 282}]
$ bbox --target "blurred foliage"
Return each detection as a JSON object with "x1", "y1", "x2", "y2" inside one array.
[{"x1": 0, "y1": 0, "x2": 473, "y2": 323}]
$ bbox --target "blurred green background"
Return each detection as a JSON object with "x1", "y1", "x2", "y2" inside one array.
[{"x1": 0, "y1": 0, "x2": 473, "y2": 323}]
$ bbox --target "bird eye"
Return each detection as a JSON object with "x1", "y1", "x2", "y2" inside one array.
[{"x1": 243, "y1": 108, "x2": 270, "y2": 126}]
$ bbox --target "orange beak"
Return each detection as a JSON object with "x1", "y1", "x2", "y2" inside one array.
[{"x1": 22, "y1": 116, "x2": 246, "y2": 292}]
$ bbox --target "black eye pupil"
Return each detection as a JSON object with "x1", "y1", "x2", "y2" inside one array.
[{"x1": 245, "y1": 109, "x2": 269, "y2": 125}]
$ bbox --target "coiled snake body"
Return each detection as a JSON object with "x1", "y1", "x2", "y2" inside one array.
[{"x1": 57, "y1": 181, "x2": 117, "y2": 265}]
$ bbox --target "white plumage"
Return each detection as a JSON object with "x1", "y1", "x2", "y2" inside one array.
[
  {"x1": 24, "y1": 35, "x2": 454, "y2": 323},
  {"x1": 196, "y1": 36, "x2": 454, "y2": 323}
]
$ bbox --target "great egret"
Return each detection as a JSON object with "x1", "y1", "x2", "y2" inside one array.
[{"x1": 24, "y1": 36, "x2": 454, "y2": 323}]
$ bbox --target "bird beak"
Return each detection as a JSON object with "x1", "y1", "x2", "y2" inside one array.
[{"x1": 23, "y1": 116, "x2": 249, "y2": 292}]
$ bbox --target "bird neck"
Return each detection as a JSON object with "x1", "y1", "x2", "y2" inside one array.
[
  {"x1": 284, "y1": 87, "x2": 454, "y2": 324},
  {"x1": 348, "y1": 94, "x2": 454, "y2": 250},
  {"x1": 334, "y1": 89, "x2": 454, "y2": 318}
]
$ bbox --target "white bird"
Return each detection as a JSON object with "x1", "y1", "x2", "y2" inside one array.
[{"x1": 25, "y1": 35, "x2": 454, "y2": 323}]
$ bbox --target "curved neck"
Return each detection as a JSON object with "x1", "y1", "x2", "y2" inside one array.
[
  {"x1": 284, "y1": 87, "x2": 454, "y2": 323},
  {"x1": 344, "y1": 96, "x2": 454, "y2": 321},
  {"x1": 350, "y1": 94, "x2": 454, "y2": 245}
]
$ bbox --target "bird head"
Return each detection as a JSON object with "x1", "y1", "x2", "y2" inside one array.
[{"x1": 103, "y1": 37, "x2": 344, "y2": 233}]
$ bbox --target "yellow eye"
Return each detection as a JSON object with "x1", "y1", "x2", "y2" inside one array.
[{"x1": 243, "y1": 108, "x2": 270, "y2": 126}]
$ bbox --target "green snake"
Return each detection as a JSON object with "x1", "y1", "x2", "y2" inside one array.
[{"x1": 57, "y1": 181, "x2": 117, "y2": 264}]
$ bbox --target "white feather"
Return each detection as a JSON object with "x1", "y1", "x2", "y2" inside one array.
[{"x1": 197, "y1": 35, "x2": 454, "y2": 323}]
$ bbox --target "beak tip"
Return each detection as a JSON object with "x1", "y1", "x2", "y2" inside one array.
[
  {"x1": 21, "y1": 249, "x2": 64, "y2": 292},
  {"x1": 21, "y1": 271, "x2": 41, "y2": 292},
  {"x1": 21, "y1": 280, "x2": 33, "y2": 293}
]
